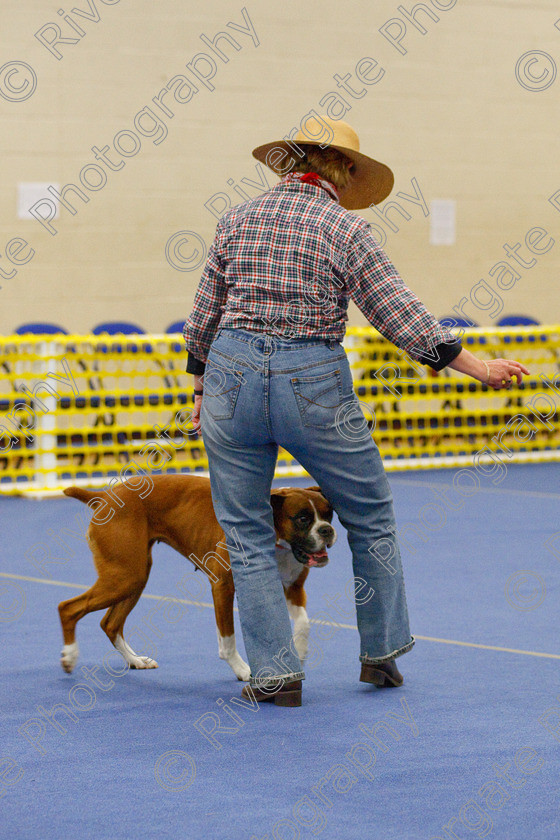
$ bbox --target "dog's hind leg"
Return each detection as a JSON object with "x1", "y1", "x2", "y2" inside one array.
[
  {"x1": 211, "y1": 576, "x2": 250, "y2": 681},
  {"x1": 58, "y1": 519, "x2": 153, "y2": 673},
  {"x1": 58, "y1": 577, "x2": 145, "y2": 673},
  {"x1": 100, "y1": 588, "x2": 158, "y2": 670}
]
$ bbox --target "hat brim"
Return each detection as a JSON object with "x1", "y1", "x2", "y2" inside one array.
[{"x1": 252, "y1": 140, "x2": 394, "y2": 209}]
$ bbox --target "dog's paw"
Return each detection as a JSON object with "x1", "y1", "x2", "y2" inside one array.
[
  {"x1": 235, "y1": 663, "x2": 251, "y2": 682},
  {"x1": 114, "y1": 635, "x2": 157, "y2": 670},
  {"x1": 228, "y1": 656, "x2": 250, "y2": 681},
  {"x1": 129, "y1": 655, "x2": 158, "y2": 670},
  {"x1": 61, "y1": 643, "x2": 79, "y2": 673}
]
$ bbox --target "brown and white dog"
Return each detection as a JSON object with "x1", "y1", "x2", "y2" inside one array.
[{"x1": 58, "y1": 475, "x2": 336, "y2": 681}]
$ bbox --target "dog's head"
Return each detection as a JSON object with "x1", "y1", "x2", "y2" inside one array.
[{"x1": 271, "y1": 486, "x2": 337, "y2": 568}]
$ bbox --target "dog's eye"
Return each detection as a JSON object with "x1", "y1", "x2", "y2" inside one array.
[{"x1": 294, "y1": 512, "x2": 312, "y2": 525}]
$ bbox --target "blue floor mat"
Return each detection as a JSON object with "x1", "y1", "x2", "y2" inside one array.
[{"x1": 1, "y1": 463, "x2": 559, "y2": 840}]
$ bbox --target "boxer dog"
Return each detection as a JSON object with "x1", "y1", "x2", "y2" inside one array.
[{"x1": 58, "y1": 475, "x2": 336, "y2": 681}]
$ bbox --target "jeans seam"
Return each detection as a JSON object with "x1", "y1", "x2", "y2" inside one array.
[
  {"x1": 264, "y1": 362, "x2": 273, "y2": 438},
  {"x1": 271, "y1": 355, "x2": 346, "y2": 375},
  {"x1": 218, "y1": 328, "x2": 340, "y2": 352}
]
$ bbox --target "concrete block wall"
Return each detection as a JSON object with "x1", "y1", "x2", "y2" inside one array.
[{"x1": 1, "y1": 0, "x2": 558, "y2": 334}]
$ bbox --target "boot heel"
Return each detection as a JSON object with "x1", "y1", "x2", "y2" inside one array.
[
  {"x1": 360, "y1": 661, "x2": 403, "y2": 687},
  {"x1": 368, "y1": 670, "x2": 389, "y2": 688},
  {"x1": 274, "y1": 689, "x2": 302, "y2": 707}
]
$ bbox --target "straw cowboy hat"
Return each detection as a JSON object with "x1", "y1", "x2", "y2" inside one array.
[{"x1": 252, "y1": 114, "x2": 394, "y2": 209}]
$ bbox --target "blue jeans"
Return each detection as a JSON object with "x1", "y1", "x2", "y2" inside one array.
[{"x1": 200, "y1": 328, "x2": 414, "y2": 688}]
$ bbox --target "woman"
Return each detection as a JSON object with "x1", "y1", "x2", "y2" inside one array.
[{"x1": 183, "y1": 116, "x2": 529, "y2": 707}]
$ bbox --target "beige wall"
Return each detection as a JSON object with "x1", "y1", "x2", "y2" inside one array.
[{"x1": 1, "y1": 0, "x2": 559, "y2": 334}]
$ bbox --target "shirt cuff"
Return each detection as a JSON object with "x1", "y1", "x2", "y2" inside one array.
[
  {"x1": 186, "y1": 353, "x2": 206, "y2": 375},
  {"x1": 416, "y1": 340, "x2": 462, "y2": 371}
]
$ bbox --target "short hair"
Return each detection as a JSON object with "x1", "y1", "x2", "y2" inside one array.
[{"x1": 290, "y1": 144, "x2": 355, "y2": 191}]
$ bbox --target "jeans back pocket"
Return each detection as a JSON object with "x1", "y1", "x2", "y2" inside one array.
[
  {"x1": 290, "y1": 368, "x2": 343, "y2": 429},
  {"x1": 204, "y1": 363, "x2": 243, "y2": 420}
]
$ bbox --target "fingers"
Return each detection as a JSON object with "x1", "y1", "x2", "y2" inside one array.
[
  {"x1": 495, "y1": 372, "x2": 515, "y2": 390},
  {"x1": 505, "y1": 360, "x2": 530, "y2": 379},
  {"x1": 488, "y1": 359, "x2": 530, "y2": 389},
  {"x1": 513, "y1": 362, "x2": 530, "y2": 375},
  {"x1": 507, "y1": 360, "x2": 530, "y2": 386},
  {"x1": 190, "y1": 394, "x2": 202, "y2": 437}
]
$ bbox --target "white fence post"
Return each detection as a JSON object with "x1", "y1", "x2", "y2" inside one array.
[{"x1": 35, "y1": 340, "x2": 58, "y2": 490}]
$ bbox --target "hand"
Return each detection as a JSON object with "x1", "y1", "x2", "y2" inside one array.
[
  {"x1": 446, "y1": 349, "x2": 530, "y2": 389},
  {"x1": 192, "y1": 394, "x2": 203, "y2": 436},
  {"x1": 191, "y1": 373, "x2": 204, "y2": 437},
  {"x1": 484, "y1": 359, "x2": 530, "y2": 390}
]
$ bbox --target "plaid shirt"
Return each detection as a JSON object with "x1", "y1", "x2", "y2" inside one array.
[{"x1": 183, "y1": 172, "x2": 460, "y2": 368}]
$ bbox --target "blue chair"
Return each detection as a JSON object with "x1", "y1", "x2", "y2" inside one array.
[
  {"x1": 91, "y1": 321, "x2": 148, "y2": 355},
  {"x1": 92, "y1": 321, "x2": 145, "y2": 335},
  {"x1": 497, "y1": 316, "x2": 539, "y2": 327},
  {"x1": 6, "y1": 323, "x2": 70, "y2": 384},
  {"x1": 14, "y1": 322, "x2": 86, "y2": 389},
  {"x1": 15, "y1": 323, "x2": 69, "y2": 334},
  {"x1": 166, "y1": 320, "x2": 186, "y2": 357},
  {"x1": 166, "y1": 320, "x2": 185, "y2": 334},
  {"x1": 497, "y1": 315, "x2": 541, "y2": 344}
]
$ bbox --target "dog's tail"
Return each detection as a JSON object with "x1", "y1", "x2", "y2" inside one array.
[{"x1": 63, "y1": 486, "x2": 105, "y2": 504}]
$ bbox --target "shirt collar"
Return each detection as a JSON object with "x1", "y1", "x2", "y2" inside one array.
[{"x1": 280, "y1": 171, "x2": 340, "y2": 203}]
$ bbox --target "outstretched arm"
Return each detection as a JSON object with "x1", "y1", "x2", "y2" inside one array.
[{"x1": 446, "y1": 347, "x2": 530, "y2": 389}]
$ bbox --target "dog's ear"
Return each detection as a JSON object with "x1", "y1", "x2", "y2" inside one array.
[
  {"x1": 270, "y1": 488, "x2": 289, "y2": 515},
  {"x1": 305, "y1": 485, "x2": 333, "y2": 514}
]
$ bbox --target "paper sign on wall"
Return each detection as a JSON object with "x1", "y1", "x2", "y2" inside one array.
[
  {"x1": 430, "y1": 199, "x2": 456, "y2": 245},
  {"x1": 17, "y1": 183, "x2": 59, "y2": 220}
]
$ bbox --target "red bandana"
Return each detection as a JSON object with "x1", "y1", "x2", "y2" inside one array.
[
  {"x1": 283, "y1": 171, "x2": 340, "y2": 202},
  {"x1": 300, "y1": 172, "x2": 323, "y2": 186}
]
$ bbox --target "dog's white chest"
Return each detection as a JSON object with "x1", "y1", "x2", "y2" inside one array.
[{"x1": 275, "y1": 542, "x2": 305, "y2": 587}]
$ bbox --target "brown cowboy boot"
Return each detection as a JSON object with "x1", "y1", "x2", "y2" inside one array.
[
  {"x1": 359, "y1": 659, "x2": 403, "y2": 687},
  {"x1": 241, "y1": 679, "x2": 302, "y2": 707}
]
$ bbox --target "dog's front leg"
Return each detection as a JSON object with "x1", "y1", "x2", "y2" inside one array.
[
  {"x1": 215, "y1": 628, "x2": 251, "y2": 682},
  {"x1": 287, "y1": 601, "x2": 310, "y2": 663},
  {"x1": 210, "y1": 576, "x2": 251, "y2": 681}
]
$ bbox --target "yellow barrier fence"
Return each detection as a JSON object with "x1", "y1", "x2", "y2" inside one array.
[{"x1": 1, "y1": 326, "x2": 559, "y2": 494}]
